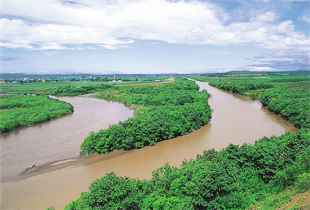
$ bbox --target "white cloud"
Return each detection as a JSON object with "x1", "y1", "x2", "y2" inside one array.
[
  {"x1": 300, "y1": 14, "x2": 310, "y2": 23},
  {"x1": 99, "y1": 45, "x2": 118, "y2": 50},
  {"x1": 0, "y1": 0, "x2": 309, "y2": 51},
  {"x1": 251, "y1": 11, "x2": 278, "y2": 22},
  {"x1": 86, "y1": 46, "x2": 97, "y2": 50},
  {"x1": 249, "y1": 66, "x2": 275, "y2": 71}
]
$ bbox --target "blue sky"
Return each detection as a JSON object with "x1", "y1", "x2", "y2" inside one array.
[{"x1": 0, "y1": 0, "x2": 309, "y2": 74}]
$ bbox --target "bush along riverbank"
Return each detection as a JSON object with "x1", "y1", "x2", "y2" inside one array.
[
  {"x1": 57, "y1": 76, "x2": 310, "y2": 210},
  {"x1": 63, "y1": 128, "x2": 309, "y2": 209},
  {"x1": 188, "y1": 74, "x2": 310, "y2": 208},
  {"x1": 80, "y1": 78, "x2": 212, "y2": 155},
  {"x1": 0, "y1": 83, "x2": 117, "y2": 96},
  {"x1": 0, "y1": 95, "x2": 74, "y2": 133},
  {"x1": 192, "y1": 75, "x2": 310, "y2": 130}
]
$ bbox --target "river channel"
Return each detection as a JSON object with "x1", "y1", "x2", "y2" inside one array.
[{"x1": 0, "y1": 81, "x2": 298, "y2": 209}]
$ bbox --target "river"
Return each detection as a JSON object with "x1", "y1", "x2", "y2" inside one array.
[{"x1": 0, "y1": 81, "x2": 298, "y2": 209}]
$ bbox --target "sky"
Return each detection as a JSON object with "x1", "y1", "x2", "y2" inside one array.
[{"x1": 0, "y1": 0, "x2": 309, "y2": 74}]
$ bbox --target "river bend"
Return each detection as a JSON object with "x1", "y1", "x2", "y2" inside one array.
[{"x1": 0, "y1": 81, "x2": 298, "y2": 209}]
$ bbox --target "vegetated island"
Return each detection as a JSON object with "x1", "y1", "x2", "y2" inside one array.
[{"x1": 58, "y1": 72, "x2": 309, "y2": 210}]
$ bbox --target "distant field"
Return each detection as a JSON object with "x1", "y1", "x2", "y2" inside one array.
[
  {"x1": 191, "y1": 71, "x2": 310, "y2": 92},
  {"x1": 0, "y1": 80, "x2": 173, "y2": 97},
  {"x1": 0, "y1": 81, "x2": 108, "y2": 90},
  {"x1": 0, "y1": 75, "x2": 172, "y2": 90}
]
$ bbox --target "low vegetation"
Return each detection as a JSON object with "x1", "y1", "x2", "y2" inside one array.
[
  {"x1": 192, "y1": 71, "x2": 310, "y2": 130},
  {"x1": 80, "y1": 78, "x2": 212, "y2": 155},
  {"x1": 61, "y1": 72, "x2": 310, "y2": 209},
  {"x1": 3, "y1": 72, "x2": 308, "y2": 209},
  {"x1": 0, "y1": 95, "x2": 73, "y2": 133},
  {"x1": 0, "y1": 75, "x2": 170, "y2": 95},
  {"x1": 65, "y1": 129, "x2": 310, "y2": 209},
  {"x1": 0, "y1": 83, "x2": 117, "y2": 96}
]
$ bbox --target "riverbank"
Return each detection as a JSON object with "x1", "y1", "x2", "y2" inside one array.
[
  {"x1": 0, "y1": 95, "x2": 134, "y2": 181},
  {"x1": 192, "y1": 75, "x2": 309, "y2": 130},
  {"x1": 0, "y1": 95, "x2": 74, "y2": 134},
  {"x1": 80, "y1": 79, "x2": 212, "y2": 155},
  {"x1": 61, "y1": 80, "x2": 308, "y2": 210},
  {"x1": 191, "y1": 75, "x2": 310, "y2": 209},
  {"x1": 1, "y1": 80, "x2": 301, "y2": 209}
]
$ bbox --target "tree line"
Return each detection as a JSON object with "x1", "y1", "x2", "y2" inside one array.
[
  {"x1": 193, "y1": 76, "x2": 310, "y2": 129},
  {"x1": 208, "y1": 80, "x2": 273, "y2": 95},
  {"x1": 0, "y1": 95, "x2": 73, "y2": 133},
  {"x1": 259, "y1": 88, "x2": 309, "y2": 129},
  {"x1": 0, "y1": 84, "x2": 117, "y2": 96}
]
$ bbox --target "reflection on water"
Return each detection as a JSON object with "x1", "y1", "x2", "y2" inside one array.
[{"x1": 1, "y1": 82, "x2": 298, "y2": 210}]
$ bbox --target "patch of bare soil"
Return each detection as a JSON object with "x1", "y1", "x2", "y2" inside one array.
[{"x1": 277, "y1": 190, "x2": 310, "y2": 210}]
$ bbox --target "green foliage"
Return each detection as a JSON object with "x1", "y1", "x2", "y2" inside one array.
[
  {"x1": 193, "y1": 75, "x2": 310, "y2": 129},
  {"x1": 80, "y1": 79, "x2": 212, "y2": 155},
  {"x1": 259, "y1": 88, "x2": 310, "y2": 128},
  {"x1": 64, "y1": 172, "x2": 152, "y2": 210},
  {"x1": 196, "y1": 70, "x2": 310, "y2": 78},
  {"x1": 65, "y1": 129, "x2": 310, "y2": 209},
  {"x1": 256, "y1": 172, "x2": 310, "y2": 209},
  {"x1": 0, "y1": 95, "x2": 73, "y2": 133},
  {"x1": 208, "y1": 79, "x2": 273, "y2": 95},
  {"x1": 0, "y1": 83, "x2": 117, "y2": 96},
  {"x1": 52, "y1": 84, "x2": 116, "y2": 96},
  {"x1": 63, "y1": 74, "x2": 310, "y2": 209}
]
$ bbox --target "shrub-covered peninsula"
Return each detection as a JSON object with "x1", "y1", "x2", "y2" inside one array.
[
  {"x1": 0, "y1": 95, "x2": 73, "y2": 133},
  {"x1": 80, "y1": 78, "x2": 212, "y2": 154},
  {"x1": 63, "y1": 73, "x2": 310, "y2": 209}
]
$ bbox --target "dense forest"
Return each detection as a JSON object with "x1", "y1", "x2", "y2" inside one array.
[
  {"x1": 60, "y1": 74, "x2": 310, "y2": 209},
  {"x1": 0, "y1": 95, "x2": 73, "y2": 133},
  {"x1": 80, "y1": 78, "x2": 212, "y2": 154}
]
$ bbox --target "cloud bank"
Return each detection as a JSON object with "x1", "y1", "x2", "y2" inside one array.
[{"x1": 1, "y1": 0, "x2": 309, "y2": 51}]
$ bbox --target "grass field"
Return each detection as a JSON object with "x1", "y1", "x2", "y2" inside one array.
[
  {"x1": 0, "y1": 81, "x2": 108, "y2": 89},
  {"x1": 190, "y1": 71, "x2": 310, "y2": 95}
]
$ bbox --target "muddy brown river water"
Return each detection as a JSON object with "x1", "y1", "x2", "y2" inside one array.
[{"x1": 0, "y1": 81, "x2": 298, "y2": 209}]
